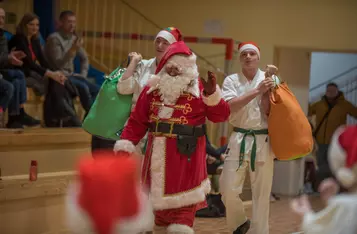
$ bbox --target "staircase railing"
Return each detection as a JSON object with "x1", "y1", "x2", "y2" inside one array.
[
  {"x1": 310, "y1": 65, "x2": 357, "y2": 92},
  {"x1": 57, "y1": 0, "x2": 227, "y2": 80},
  {"x1": 56, "y1": 0, "x2": 232, "y2": 146},
  {"x1": 309, "y1": 65, "x2": 357, "y2": 103}
]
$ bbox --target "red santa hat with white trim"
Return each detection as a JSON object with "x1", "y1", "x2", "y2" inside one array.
[
  {"x1": 66, "y1": 148, "x2": 153, "y2": 234},
  {"x1": 238, "y1": 41, "x2": 261, "y2": 59},
  {"x1": 146, "y1": 41, "x2": 199, "y2": 92},
  {"x1": 328, "y1": 125, "x2": 357, "y2": 188},
  {"x1": 155, "y1": 41, "x2": 196, "y2": 74},
  {"x1": 155, "y1": 27, "x2": 183, "y2": 44}
]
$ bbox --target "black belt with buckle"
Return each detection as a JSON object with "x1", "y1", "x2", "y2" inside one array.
[
  {"x1": 149, "y1": 122, "x2": 205, "y2": 137},
  {"x1": 149, "y1": 122, "x2": 206, "y2": 161}
]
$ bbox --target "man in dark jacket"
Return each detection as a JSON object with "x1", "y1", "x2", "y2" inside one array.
[{"x1": 309, "y1": 82, "x2": 357, "y2": 189}]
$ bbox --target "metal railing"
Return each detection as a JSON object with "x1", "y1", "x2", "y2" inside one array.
[
  {"x1": 309, "y1": 65, "x2": 357, "y2": 103},
  {"x1": 57, "y1": 0, "x2": 228, "y2": 80}
]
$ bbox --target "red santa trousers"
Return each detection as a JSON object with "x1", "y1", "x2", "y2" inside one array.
[{"x1": 154, "y1": 204, "x2": 198, "y2": 227}]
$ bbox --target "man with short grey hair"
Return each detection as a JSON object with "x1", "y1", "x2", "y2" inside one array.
[{"x1": 45, "y1": 10, "x2": 99, "y2": 114}]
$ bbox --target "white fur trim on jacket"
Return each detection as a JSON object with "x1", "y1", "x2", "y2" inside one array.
[
  {"x1": 149, "y1": 99, "x2": 211, "y2": 210},
  {"x1": 114, "y1": 139, "x2": 136, "y2": 153},
  {"x1": 167, "y1": 224, "x2": 194, "y2": 234},
  {"x1": 201, "y1": 85, "x2": 222, "y2": 106}
]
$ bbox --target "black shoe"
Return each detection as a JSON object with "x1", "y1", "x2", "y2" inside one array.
[
  {"x1": 210, "y1": 194, "x2": 226, "y2": 216},
  {"x1": 233, "y1": 220, "x2": 250, "y2": 234},
  {"x1": 20, "y1": 112, "x2": 41, "y2": 127},
  {"x1": 195, "y1": 205, "x2": 221, "y2": 218},
  {"x1": 6, "y1": 121, "x2": 24, "y2": 129}
]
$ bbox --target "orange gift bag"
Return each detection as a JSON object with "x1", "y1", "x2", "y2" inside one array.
[{"x1": 266, "y1": 67, "x2": 313, "y2": 160}]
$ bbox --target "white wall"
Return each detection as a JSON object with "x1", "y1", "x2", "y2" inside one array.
[{"x1": 309, "y1": 52, "x2": 357, "y2": 101}]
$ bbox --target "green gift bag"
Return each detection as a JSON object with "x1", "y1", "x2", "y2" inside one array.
[{"x1": 82, "y1": 66, "x2": 133, "y2": 140}]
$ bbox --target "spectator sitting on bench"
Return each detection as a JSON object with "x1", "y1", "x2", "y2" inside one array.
[
  {"x1": 45, "y1": 10, "x2": 100, "y2": 116},
  {"x1": 8, "y1": 13, "x2": 67, "y2": 95},
  {"x1": 0, "y1": 8, "x2": 40, "y2": 128}
]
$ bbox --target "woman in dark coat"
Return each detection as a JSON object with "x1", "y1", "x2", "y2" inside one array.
[{"x1": 9, "y1": 13, "x2": 81, "y2": 127}]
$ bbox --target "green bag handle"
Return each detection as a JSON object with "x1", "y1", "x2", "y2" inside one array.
[{"x1": 104, "y1": 57, "x2": 129, "y2": 81}]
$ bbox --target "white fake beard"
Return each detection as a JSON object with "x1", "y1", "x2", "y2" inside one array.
[{"x1": 158, "y1": 67, "x2": 199, "y2": 105}]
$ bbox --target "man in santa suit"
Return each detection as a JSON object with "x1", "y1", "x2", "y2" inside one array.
[
  {"x1": 220, "y1": 42, "x2": 279, "y2": 234},
  {"x1": 114, "y1": 41, "x2": 230, "y2": 234},
  {"x1": 65, "y1": 150, "x2": 153, "y2": 234},
  {"x1": 291, "y1": 125, "x2": 357, "y2": 234}
]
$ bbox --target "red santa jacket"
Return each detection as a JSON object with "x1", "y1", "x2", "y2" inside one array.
[{"x1": 116, "y1": 80, "x2": 230, "y2": 210}]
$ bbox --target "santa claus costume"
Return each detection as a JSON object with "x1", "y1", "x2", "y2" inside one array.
[
  {"x1": 65, "y1": 150, "x2": 154, "y2": 234},
  {"x1": 291, "y1": 125, "x2": 357, "y2": 234},
  {"x1": 114, "y1": 41, "x2": 230, "y2": 233},
  {"x1": 92, "y1": 27, "x2": 183, "y2": 153}
]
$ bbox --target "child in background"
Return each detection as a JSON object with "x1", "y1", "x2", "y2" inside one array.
[{"x1": 291, "y1": 125, "x2": 357, "y2": 234}]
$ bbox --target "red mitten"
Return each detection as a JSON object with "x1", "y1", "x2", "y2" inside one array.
[{"x1": 200, "y1": 71, "x2": 217, "y2": 96}]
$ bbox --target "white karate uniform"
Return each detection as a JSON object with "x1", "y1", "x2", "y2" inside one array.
[
  {"x1": 302, "y1": 192, "x2": 357, "y2": 234},
  {"x1": 117, "y1": 58, "x2": 157, "y2": 110},
  {"x1": 220, "y1": 69, "x2": 276, "y2": 234},
  {"x1": 117, "y1": 58, "x2": 156, "y2": 154}
]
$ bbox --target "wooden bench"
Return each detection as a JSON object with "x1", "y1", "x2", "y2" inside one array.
[
  {"x1": 25, "y1": 88, "x2": 86, "y2": 125},
  {"x1": 0, "y1": 127, "x2": 91, "y2": 234}
]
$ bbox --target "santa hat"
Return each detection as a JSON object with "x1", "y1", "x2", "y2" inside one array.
[
  {"x1": 155, "y1": 41, "x2": 196, "y2": 74},
  {"x1": 155, "y1": 27, "x2": 183, "y2": 44},
  {"x1": 66, "y1": 151, "x2": 153, "y2": 234},
  {"x1": 238, "y1": 41, "x2": 260, "y2": 59},
  {"x1": 328, "y1": 125, "x2": 357, "y2": 188}
]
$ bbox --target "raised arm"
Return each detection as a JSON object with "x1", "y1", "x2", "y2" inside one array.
[
  {"x1": 200, "y1": 72, "x2": 230, "y2": 123},
  {"x1": 45, "y1": 36, "x2": 77, "y2": 69},
  {"x1": 117, "y1": 52, "x2": 143, "y2": 95}
]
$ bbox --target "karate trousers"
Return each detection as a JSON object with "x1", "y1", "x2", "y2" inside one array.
[{"x1": 220, "y1": 155, "x2": 274, "y2": 234}]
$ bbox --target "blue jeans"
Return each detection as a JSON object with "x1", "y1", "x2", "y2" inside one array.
[
  {"x1": 0, "y1": 78, "x2": 14, "y2": 110},
  {"x1": 1, "y1": 69, "x2": 27, "y2": 115},
  {"x1": 68, "y1": 76, "x2": 100, "y2": 112}
]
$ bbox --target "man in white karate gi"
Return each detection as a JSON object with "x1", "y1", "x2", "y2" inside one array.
[{"x1": 220, "y1": 41, "x2": 278, "y2": 234}]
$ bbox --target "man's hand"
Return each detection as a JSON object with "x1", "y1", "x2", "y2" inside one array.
[
  {"x1": 70, "y1": 36, "x2": 84, "y2": 53},
  {"x1": 207, "y1": 155, "x2": 216, "y2": 164},
  {"x1": 257, "y1": 77, "x2": 275, "y2": 94},
  {"x1": 47, "y1": 70, "x2": 67, "y2": 85},
  {"x1": 128, "y1": 52, "x2": 142, "y2": 64},
  {"x1": 8, "y1": 49, "x2": 26, "y2": 66},
  {"x1": 201, "y1": 71, "x2": 216, "y2": 96},
  {"x1": 290, "y1": 194, "x2": 312, "y2": 217}
]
